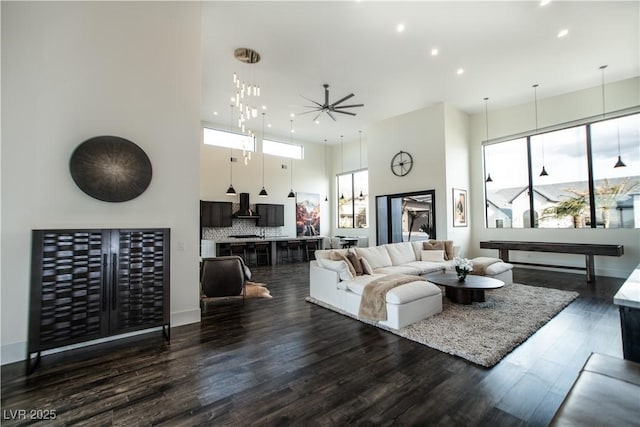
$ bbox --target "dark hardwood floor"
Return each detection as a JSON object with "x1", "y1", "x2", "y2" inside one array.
[{"x1": 1, "y1": 264, "x2": 625, "y2": 426}]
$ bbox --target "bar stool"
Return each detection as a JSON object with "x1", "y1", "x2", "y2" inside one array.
[
  {"x1": 255, "y1": 241, "x2": 270, "y2": 266},
  {"x1": 218, "y1": 243, "x2": 232, "y2": 256},
  {"x1": 245, "y1": 242, "x2": 257, "y2": 267},
  {"x1": 277, "y1": 241, "x2": 290, "y2": 264},
  {"x1": 304, "y1": 239, "x2": 319, "y2": 261},
  {"x1": 288, "y1": 240, "x2": 302, "y2": 263},
  {"x1": 230, "y1": 243, "x2": 247, "y2": 263}
]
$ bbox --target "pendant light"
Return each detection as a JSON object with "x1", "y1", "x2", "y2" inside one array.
[
  {"x1": 339, "y1": 135, "x2": 345, "y2": 201},
  {"x1": 533, "y1": 84, "x2": 549, "y2": 177},
  {"x1": 287, "y1": 119, "x2": 295, "y2": 198},
  {"x1": 600, "y1": 65, "x2": 627, "y2": 168},
  {"x1": 226, "y1": 104, "x2": 237, "y2": 196},
  {"x1": 358, "y1": 130, "x2": 364, "y2": 199},
  {"x1": 258, "y1": 112, "x2": 268, "y2": 197},
  {"x1": 324, "y1": 138, "x2": 329, "y2": 202},
  {"x1": 484, "y1": 97, "x2": 493, "y2": 183}
]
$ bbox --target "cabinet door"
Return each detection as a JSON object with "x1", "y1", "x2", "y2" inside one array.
[
  {"x1": 111, "y1": 229, "x2": 170, "y2": 334},
  {"x1": 29, "y1": 230, "x2": 110, "y2": 353},
  {"x1": 274, "y1": 205, "x2": 285, "y2": 226},
  {"x1": 200, "y1": 201, "x2": 213, "y2": 227}
]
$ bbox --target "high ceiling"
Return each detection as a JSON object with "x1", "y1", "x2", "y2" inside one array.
[{"x1": 201, "y1": 1, "x2": 639, "y2": 145}]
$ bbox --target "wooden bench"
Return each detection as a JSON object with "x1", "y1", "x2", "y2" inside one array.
[{"x1": 479, "y1": 240, "x2": 624, "y2": 282}]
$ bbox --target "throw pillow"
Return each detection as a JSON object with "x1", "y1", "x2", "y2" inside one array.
[
  {"x1": 360, "y1": 257, "x2": 373, "y2": 275},
  {"x1": 427, "y1": 240, "x2": 454, "y2": 260},
  {"x1": 317, "y1": 258, "x2": 355, "y2": 281},
  {"x1": 346, "y1": 252, "x2": 364, "y2": 276},
  {"x1": 421, "y1": 249, "x2": 445, "y2": 262},
  {"x1": 329, "y1": 251, "x2": 357, "y2": 278}
]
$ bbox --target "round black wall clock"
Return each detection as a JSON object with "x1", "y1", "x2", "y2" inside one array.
[
  {"x1": 390, "y1": 151, "x2": 414, "y2": 177},
  {"x1": 69, "y1": 136, "x2": 152, "y2": 202}
]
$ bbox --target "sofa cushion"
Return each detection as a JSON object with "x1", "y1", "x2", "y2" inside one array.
[
  {"x1": 421, "y1": 249, "x2": 445, "y2": 262},
  {"x1": 329, "y1": 251, "x2": 357, "y2": 277},
  {"x1": 483, "y1": 261, "x2": 514, "y2": 276},
  {"x1": 405, "y1": 260, "x2": 455, "y2": 275},
  {"x1": 427, "y1": 240, "x2": 454, "y2": 261},
  {"x1": 373, "y1": 265, "x2": 422, "y2": 275},
  {"x1": 315, "y1": 248, "x2": 350, "y2": 261},
  {"x1": 384, "y1": 242, "x2": 417, "y2": 265},
  {"x1": 356, "y1": 246, "x2": 393, "y2": 269},
  {"x1": 348, "y1": 276, "x2": 442, "y2": 305},
  {"x1": 317, "y1": 258, "x2": 354, "y2": 282}
]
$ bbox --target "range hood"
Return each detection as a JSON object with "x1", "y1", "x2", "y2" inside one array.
[{"x1": 234, "y1": 193, "x2": 260, "y2": 219}]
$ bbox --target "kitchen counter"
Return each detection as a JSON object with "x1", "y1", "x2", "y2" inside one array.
[
  {"x1": 614, "y1": 263, "x2": 640, "y2": 362},
  {"x1": 201, "y1": 236, "x2": 325, "y2": 265}
]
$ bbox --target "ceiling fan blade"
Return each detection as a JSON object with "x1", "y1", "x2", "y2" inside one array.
[
  {"x1": 296, "y1": 109, "x2": 321, "y2": 116},
  {"x1": 333, "y1": 104, "x2": 364, "y2": 109},
  {"x1": 325, "y1": 85, "x2": 329, "y2": 106},
  {"x1": 312, "y1": 112, "x2": 323, "y2": 121},
  {"x1": 333, "y1": 110, "x2": 357, "y2": 116},
  {"x1": 326, "y1": 111, "x2": 337, "y2": 121},
  {"x1": 330, "y1": 93, "x2": 354, "y2": 107},
  {"x1": 299, "y1": 94, "x2": 323, "y2": 107}
]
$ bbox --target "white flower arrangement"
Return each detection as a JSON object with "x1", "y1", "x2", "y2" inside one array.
[{"x1": 453, "y1": 257, "x2": 473, "y2": 277}]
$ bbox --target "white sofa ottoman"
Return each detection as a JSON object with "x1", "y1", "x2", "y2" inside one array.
[
  {"x1": 310, "y1": 264, "x2": 443, "y2": 330},
  {"x1": 469, "y1": 257, "x2": 514, "y2": 284}
]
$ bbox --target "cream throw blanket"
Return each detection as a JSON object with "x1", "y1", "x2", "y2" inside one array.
[
  {"x1": 471, "y1": 257, "x2": 502, "y2": 276},
  {"x1": 358, "y1": 274, "x2": 426, "y2": 321}
]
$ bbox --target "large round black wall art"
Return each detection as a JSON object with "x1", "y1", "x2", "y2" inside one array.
[{"x1": 69, "y1": 136, "x2": 152, "y2": 202}]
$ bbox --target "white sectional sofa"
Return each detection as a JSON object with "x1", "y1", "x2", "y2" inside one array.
[{"x1": 309, "y1": 241, "x2": 513, "y2": 329}]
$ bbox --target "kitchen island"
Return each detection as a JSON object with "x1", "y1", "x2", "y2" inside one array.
[{"x1": 202, "y1": 236, "x2": 325, "y2": 266}]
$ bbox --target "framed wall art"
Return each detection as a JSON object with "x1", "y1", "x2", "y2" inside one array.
[{"x1": 453, "y1": 188, "x2": 467, "y2": 227}]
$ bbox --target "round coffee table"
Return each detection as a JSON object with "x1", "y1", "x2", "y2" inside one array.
[{"x1": 425, "y1": 272, "x2": 504, "y2": 305}]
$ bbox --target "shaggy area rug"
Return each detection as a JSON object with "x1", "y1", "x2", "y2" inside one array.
[{"x1": 306, "y1": 283, "x2": 578, "y2": 367}]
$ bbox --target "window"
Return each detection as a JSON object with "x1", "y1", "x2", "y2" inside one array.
[
  {"x1": 338, "y1": 170, "x2": 369, "y2": 228},
  {"x1": 203, "y1": 127, "x2": 255, "y2": 152},
  {"x1": 591, "y1": 115, "x2": 640, "y2": 228},
  {"x1": 263, "y1": 139, "x2": 304, "y2": 160},
  {"x1": 484, "y1": 113, "x2": 639, "y2": 229}
]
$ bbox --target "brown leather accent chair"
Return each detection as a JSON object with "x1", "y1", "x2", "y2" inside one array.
[{"x1": 200, "y1": 256, "x2": 249, "y2": 305}]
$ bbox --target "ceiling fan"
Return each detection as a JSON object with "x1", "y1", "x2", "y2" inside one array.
[{"x1": 298, "y1": 84, "x2": 364, "y2": 121}]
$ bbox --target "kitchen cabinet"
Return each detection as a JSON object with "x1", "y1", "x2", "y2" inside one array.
[
  {"x1": 200, "y1": 201, "x2": 232, "y2": 227},
  {"x1": 256, "y1": 204, "x2": 284, "y2": 227}
]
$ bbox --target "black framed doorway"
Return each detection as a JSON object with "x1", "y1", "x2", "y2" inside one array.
[{"x1": 376, "y1": 189, "x2": 436, "y2": 245}]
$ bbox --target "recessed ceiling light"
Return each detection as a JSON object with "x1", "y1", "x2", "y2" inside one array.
[
  {"x1": 431, "y1": 48, "x2": 439, "y2": 56},
  {"x1": 261, "y1": 105, "x2": 267, "y2": 110},
  {"x1": 540, "y1": 0, "x2": 551, "y2": 6},
  {"x1": 291, "y1": 129, "x2": 295, "y2": 133},
  {"x1": 213, "y1": 111, "x2": 218, "y2": 116},
  {"x1": 315, "y1": 120, "x2": 320, "y2": 124},
  {"x1": 290, "y1": 113, "x2": 295, "y2": 118},
  {"x1": 557, "y1": 29, "x2": 569, "y2": 38},
  {"x1": 267, "y1": 124, "x2": 272, "y2": 128},
  {"x1": 397, "y1": 23, "x2": 405, "y2": 33},
  {"x1": 457, "y1": 68, "x2": 464, "y2": 75},
  {"x1": 229, "y1": 97, "x2": 235, "y2": 103}
]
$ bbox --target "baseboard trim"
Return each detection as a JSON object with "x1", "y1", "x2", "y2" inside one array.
[{"x1": 1, "y1": 309, "x2": 201, "y2": 366}]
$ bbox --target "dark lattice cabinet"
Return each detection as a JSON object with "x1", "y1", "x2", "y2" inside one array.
[{"x1": 28, "y1": 228, "x2": 170, "y2": 374}]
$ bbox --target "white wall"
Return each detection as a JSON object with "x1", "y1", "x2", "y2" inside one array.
[
  {"x1": 469, "y1": 77, "x2": 640, "y2": 278},
  {"x1": 1, "y1": 1, "x2": 202, "y2": 364},
  {"x1": 200, "y1": 129, "x2": 330, "y2": 238},
  {"x1": 444, "y1": 104, "x2": 472, "y2": 256},
  {"x1": 367, "y1": 103, "x2": 472, "y2": 249}
]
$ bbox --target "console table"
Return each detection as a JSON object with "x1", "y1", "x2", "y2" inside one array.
[{"x1": 479, "y1": 240, "x2": 624, "y2": 282}]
